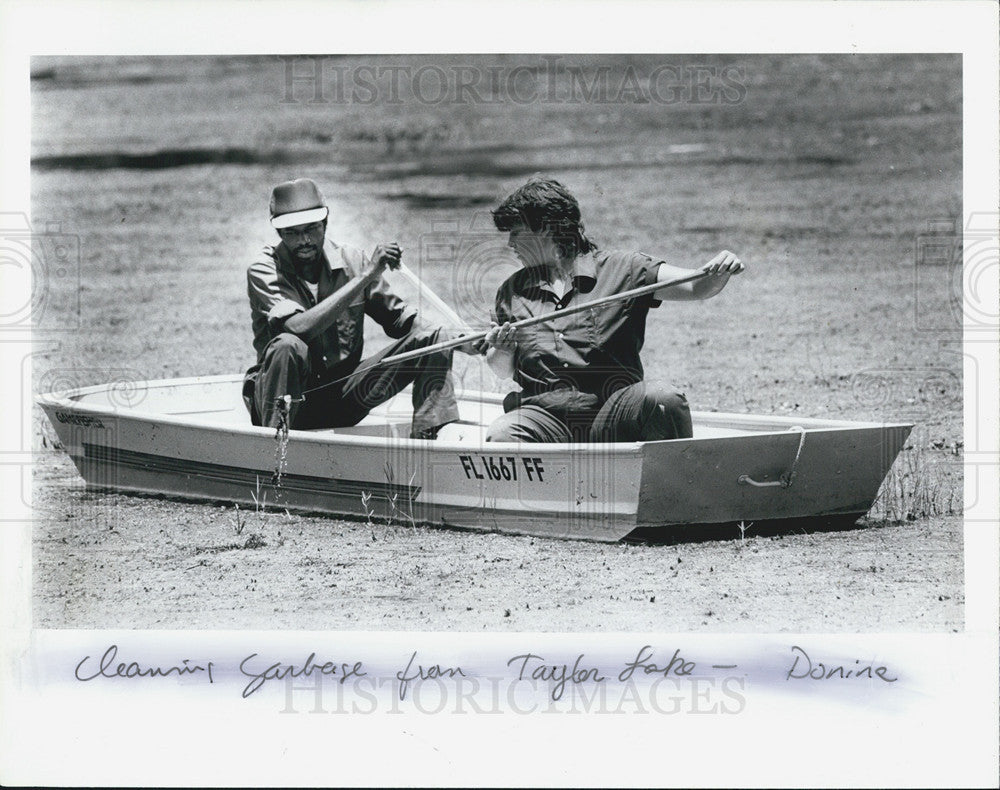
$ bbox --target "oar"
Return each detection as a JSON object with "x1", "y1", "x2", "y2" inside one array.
[{"x1": 356, "y1": 267, "x2": 712, "y2": 373}]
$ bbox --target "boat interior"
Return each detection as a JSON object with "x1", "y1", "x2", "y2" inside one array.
[{"x1": 52, "y1": 376, "x2": 856, "y2": 443}]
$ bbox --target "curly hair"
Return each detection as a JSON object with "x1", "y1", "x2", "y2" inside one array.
[{"x1": 492, "y1": 176, "x2": 596, "y2": 258}]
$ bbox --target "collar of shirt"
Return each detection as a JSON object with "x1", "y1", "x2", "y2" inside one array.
[
  {"x1": 274, "y1": 238, "x2": 348, "y2": 306},
  {"x1": 519, "y1": 251, "x2": 597, "y2": 306}
]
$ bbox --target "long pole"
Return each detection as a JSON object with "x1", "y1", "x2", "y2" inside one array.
[{"x1": 361, "y1": 267, "x2": 711, "y2": 371}]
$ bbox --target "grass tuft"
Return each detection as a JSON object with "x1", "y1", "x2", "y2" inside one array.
[{"x1": 869, "y1": 443, "x2": 960, "y2": 523}]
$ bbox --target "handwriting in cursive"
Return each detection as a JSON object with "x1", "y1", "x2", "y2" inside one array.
[
  {"x1": 618, "y1": 645, "x2": 696, "y2": 682},
  {"x1": 786, "y1": 645, "x2": 898, "y2": 682},
  {"x1": 75, "y1": 645, "x2": 214, "y2": 683},
  {"x1": 395, "y1": 651, "x2": 467, "y2": 700},
  {"x1": 507, "y1": 652, "x2": 606, "y2": 701},
  {"x1": 239, "y1": 652, "x2": 367, "y2": 698}
]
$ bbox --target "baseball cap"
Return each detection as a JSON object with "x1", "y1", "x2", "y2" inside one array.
[{"x1": 269, "y1": 178, "x2": 330, "y2": 229}]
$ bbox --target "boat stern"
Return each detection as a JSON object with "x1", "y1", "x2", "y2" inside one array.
[{"x1": 636, "y1": 418, "x2": 913, "y2": 531}]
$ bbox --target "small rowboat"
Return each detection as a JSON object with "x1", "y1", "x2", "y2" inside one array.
[{"x1": 38, "y1": 375, "x2": 912, "y2": 543}]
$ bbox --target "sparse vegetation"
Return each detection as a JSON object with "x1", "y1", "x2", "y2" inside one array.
[
  {"x1": 250, "y1": 475, "x2": 267, "y2": 517},
  {"x1": 230, "y1": 475, "x2": 281, "y2": 550},
  {"x1": 360, "y1": 490, "x2": 375, "y2": 526},
  {"x1": 358, "y1": 463, "x2": 419, "y2": 533},
  {"x1": 869, "y1": 442, "x2": 960, "y2": 523},
  {"x1": 384, "y1": 461, "x2": 418, "y2": 529}
]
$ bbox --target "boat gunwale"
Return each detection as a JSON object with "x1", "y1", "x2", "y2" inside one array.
[{"x1": 36, "y1": 373, "x2": 915, "y2": 455}]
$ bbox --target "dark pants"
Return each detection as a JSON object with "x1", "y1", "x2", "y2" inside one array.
[
  {"x1": 485, "y1": 381, "x2": 692, "y2": 443},
  {"x1": 244, "y1": 328, "x2": 459, "y2": 437}
]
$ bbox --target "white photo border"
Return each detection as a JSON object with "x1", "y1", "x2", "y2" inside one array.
[{"x1": 1, "y1": 1, "x2": 997, "y2": 786}]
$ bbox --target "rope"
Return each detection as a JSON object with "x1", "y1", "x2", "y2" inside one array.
[
  {"x1": 738, "y1": 426, "x2": 807, "y2": 489},
  {"x1": 781, "y1": 426, "x2": 807, "y2": 487}
]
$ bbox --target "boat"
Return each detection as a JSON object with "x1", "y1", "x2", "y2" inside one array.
[{"x1": 37, "y1": 374, "x2": 913, "y2": 543}]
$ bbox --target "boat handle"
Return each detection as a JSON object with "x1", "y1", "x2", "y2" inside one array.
[{"x1": 738, "y1": 427, "x2": 806, "y2": 489}]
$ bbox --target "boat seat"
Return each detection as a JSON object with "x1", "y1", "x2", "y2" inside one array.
[{"x1": 309, "y1": 419, "x2": 488, "y2": 443}]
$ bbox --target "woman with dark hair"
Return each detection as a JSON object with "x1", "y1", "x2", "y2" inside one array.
[{"x1": 484, "y1": 176, "x2": 744, "y2": 444}]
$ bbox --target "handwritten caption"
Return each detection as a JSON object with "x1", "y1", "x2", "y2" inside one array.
[{"x1": 73, "y1": 643, "x2": 897, "y2": 704}]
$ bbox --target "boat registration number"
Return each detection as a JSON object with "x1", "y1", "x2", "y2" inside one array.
[{"x1": 458, "y1": 454, "x2": 545, "y2": 483}]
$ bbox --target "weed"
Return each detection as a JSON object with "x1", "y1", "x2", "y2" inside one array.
[
  {"x1": 737, "y1": 520, "x2": 753, "y2": 547},
  {"x1": 360, "y1": 490, "x2": 375, "y2": 526},
  {"x1": 358, "y1": 464, "x2": 418, "y2": 539},
  {"x1": 869, "y1": 442, "x2": 960, "y2": 523},
  {"x1": 234, "y1": 475, "x2": 278, "y2": 541},
  {"x1": 384, "y1": 462, "x2": 399, "y2": 529},
  {"x1": 243, "y1": 533, "x2": 267, "y2": 550},
  {"x1": 383, "y1": 461, "x2": 418, "y2": 529},
  {"x1": 251, "y1": 475, "x2": 268, "y2": 514}
]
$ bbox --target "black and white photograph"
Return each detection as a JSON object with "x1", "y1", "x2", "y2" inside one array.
[
  {"x1": 28, "y1": 53, "x2": 966, "y2": 630},
  {"x1": 2, "y1": 1, "x2": 998, "y2": 786}
]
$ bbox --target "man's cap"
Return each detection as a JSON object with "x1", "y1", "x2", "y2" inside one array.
[{"x1": 269, "y1": 178, "x2": 329, "y2": 229}]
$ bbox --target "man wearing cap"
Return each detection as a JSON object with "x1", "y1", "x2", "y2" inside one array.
[{"x1": 244, "y1": 178, "x2": 459, "y2": 438}]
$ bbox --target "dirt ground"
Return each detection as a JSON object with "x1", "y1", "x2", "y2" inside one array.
[
  {"x1": 33, "y1": 452, "x2": 964, "y2": 631},
  {"x1": 29, "y1": 54, "x2": 965, "y2": 631}
]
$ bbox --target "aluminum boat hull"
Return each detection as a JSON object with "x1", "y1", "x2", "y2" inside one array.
[{"x1": 37, "y1": 375, "x2": 912, "y2": 542}]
